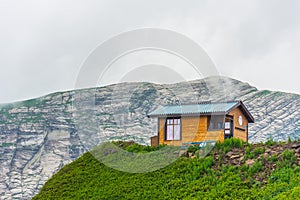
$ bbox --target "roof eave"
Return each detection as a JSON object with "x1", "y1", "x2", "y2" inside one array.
[
  {"x1": 148, "y1": 111, "x2": 228, "y2": 118},
  {"x1": 227, "y1": 101, "x2": 254, "y2": 123}
]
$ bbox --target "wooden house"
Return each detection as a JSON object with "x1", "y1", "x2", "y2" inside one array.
[{"x1": 148, "y1": 101, "x2": 254, "y2": 146}]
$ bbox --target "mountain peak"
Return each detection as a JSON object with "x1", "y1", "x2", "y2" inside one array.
[{"x1": 0, "y1": 76, "x2": 299, "y2": 198}]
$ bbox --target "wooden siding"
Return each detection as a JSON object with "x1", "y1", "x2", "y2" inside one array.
[
  {"x1": 158, "y1": 116, "x2": 223, "y2": 145},
  {"x1": 151, "y1": 136, "x2": 158, "y2": 147},
  {"x1": 207, "y1": 130, "x2": 224, "y2": 142},
  {"x1": 156, "y1": 105, "x2": 250, "y2": 146},
  {"x1": 229, "y1": 106, "x2": 248, "y2": 142}
]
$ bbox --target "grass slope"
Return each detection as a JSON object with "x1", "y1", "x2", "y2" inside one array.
[{"x1": 33, "y1": 139, "x2": 300, "y2": 200}]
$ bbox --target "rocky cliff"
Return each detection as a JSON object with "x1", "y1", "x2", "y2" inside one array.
[{"x1": 0, "y1": 76, "x2": 300, "y2": 199}]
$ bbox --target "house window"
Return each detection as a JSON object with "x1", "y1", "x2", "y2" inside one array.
[
  {"x1": 217, "y1": 122, "x2": 223, "y2": 129},
  {"x1": 165, "y1": 117, "x2": 181, "y2": 140},
  {"x1": 209, "y1": 122, "x2": 223, "y2": 130},
  {"x1": 224, "y1": 122, "x2": 231, "y2": 129},
  {"x1": 208, "y1": 116, "x2": 224, "y2": 131}
]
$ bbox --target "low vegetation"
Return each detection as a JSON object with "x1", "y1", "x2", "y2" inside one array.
[{"x1": 34, "y1": 138, "x2": 300, "y2": 200}]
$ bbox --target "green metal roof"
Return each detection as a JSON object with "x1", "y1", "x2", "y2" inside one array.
[{"x1": 148, "y1": 101, "x2": 239, "y2": 117}]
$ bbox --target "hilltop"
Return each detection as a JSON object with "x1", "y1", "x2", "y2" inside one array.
[
  {"x1": 33, "y1": 139, "x2": 300, "y2": 199},
  {"x1": 1, "y1": 76, "x2": 300, "y2": 198}
]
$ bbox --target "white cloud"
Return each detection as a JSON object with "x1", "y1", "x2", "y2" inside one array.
[{"x1": 0, "y1": 0, "x2": 300, "y2": 103}]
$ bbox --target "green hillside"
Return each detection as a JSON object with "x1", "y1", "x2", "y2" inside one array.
[{"x1": 33, "y1": 139, "x2": 300, "y2": 200}]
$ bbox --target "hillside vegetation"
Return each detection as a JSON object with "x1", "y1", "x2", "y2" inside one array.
[{"x1": 33, "y1": 139, "x2": 300, "y2": 200}]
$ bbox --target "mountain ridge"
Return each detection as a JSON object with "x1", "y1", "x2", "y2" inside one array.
[
  {"x1": 1, "y1": 76, "x2": 300, "y2": 199},
  {"x1": 0, "y1": 76, "x2": 258, "y2": 107}
]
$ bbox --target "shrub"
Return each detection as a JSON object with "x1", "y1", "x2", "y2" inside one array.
[
  {"x1": 186, "y1": 145, "x2": 197, "y2": 153},
  {"x1": 248, "y1": 161, "x2": 263, "y2": 176},
  {"x1": 112, "y1": 141, "x2": 166, "y2": 153},
  {"x1": 244, "y1": 146, "x2": 256, "y2": 160},
  {"x1": 269, "y1": 167, "x2": 295, "y2": 183},
  {"x1": 125, "y1": 143, "x2": 144, "y2": 153},
  {"x1": 215, "y1": 138, "x2": 245, "y2": 153},
  {"x1": 282, "y1": 149, "x2": 295, "y2": 162},
  {"x1": 253, "y1": 147, "x2": 265, "y2": 156},
  {"x1": 280, "y1": 149, "x2": 296, "y2": 168},
  {"x1": 266, "y1": 139, "x2": 276, "y2": 147},
  {"x1": 271, "y1": 155, "x2": 279, "y2": 162}
]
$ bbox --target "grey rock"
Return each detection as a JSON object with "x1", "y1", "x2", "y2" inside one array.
[
  {"x1": 0, "y1": 76, "x2": 300, "y2": 199},
  {"x1": 245, "y1": 159, "x2": 256, "y2": 167}
]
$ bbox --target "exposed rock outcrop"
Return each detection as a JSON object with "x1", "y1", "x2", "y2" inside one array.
[{"x1": 0, "y1": 76, "x2": 300, "y2": 199}]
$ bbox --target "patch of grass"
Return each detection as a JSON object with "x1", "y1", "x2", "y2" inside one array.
[
  {"x1": 253, "y1": 146, "x2": 265, "y2": 156},
  {"x1": 0, "y1": 143, "x2": 14, "y2": 147}
]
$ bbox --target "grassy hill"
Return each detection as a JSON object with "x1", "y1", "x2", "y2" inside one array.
[{"x1": 33, "y1": 139, "x2": 300, "y2": 200}]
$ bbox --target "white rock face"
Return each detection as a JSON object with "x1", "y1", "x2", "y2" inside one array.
[
  {"x1": 0, "y1": 76, "x2": 300, "y2": 199},
  {"x1": 48, "y1": 130, "x2": 70, "y2": 140}
]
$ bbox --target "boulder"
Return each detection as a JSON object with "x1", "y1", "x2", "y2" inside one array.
[
  {"x1": 245, "y1": 159, "x2": 255, "y2": 167},
  {"x1": 226, "y1": 152, "x2": 234, "y2": 157},
  {"x1": 292, "y1": 143, "x2": 300, "y2": 149},
  {"x1": 239, "y1": 156, "x2": 244, "y2": 161},
  {"x1": 230, "y1": 155, "x2": 240, "y2": 159},
  {"x1": 265, "y1": 149, "x2": 271, "y2": 154}
]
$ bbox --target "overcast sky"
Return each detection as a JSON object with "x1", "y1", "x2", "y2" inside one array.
[{"x1": 0, "y1": 0, "x2": 300, "y2": 103}]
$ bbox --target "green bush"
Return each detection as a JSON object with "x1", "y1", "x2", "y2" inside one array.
[
  {"x1": 280, "y1": 149, "x2": 296, "y2": 168},
  {"x1": 245, "y1": 146, "x2": 255, "y2": 160},
  {"x1": 187, "y1": 145, "x2": 199, "y2": 153},
  {"x1": 248, "y1": 161, "x2": 263, "y2": 176},
  {"x1": 282, "y1": 150, "x2": 295, "y2": 162},
  {"x1": 253, "y1": 147, "x2": 265, "y2": 156},
  {"x1": 215, "y1": 138, "x2": 245, "y2": 153},
  {"x1": 271, "y1": 155, "x2": 279, "y2": 162},
  {"x1": 269, "y1": 167, "x2": 295, "y2": 183},
  {"x1": 112, "y1": 141, "x2": 166, "y2": 153},
  {"x1": 266, "y1": 138, "x2": 277, "y2": 147}
]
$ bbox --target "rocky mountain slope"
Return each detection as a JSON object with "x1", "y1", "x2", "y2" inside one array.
[{"x1": 0, "y1": 76, "x2": 300, "y2": 199}]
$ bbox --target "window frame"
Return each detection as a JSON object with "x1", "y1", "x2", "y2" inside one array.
[
  {"x1": 164, "y1": 117, "x2": 182, "y2": 141},
  {"x1": 207, "y1": 116, "x2": 225, "y2": 131}
]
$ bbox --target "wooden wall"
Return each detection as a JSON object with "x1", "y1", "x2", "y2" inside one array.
[
  {"x1": 151, "y1": 136, "x2": 158, "y2": 147},
  {"x1": 229, "y1": 107, "x2": 248, "y2": 142},
  {"x1": 158, "y1": 116, "x2": 223, "y2": 146},
  {"x1": 156, "y1": 106, "x2": 249, "y2": 146},
  {"x1": 206, "y1": 130, "x2": 224, "y2": 142}
]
